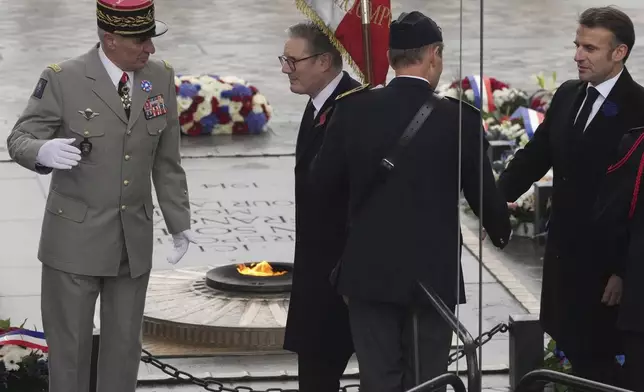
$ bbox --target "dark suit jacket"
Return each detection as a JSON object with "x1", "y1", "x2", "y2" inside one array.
[
  {"x1": 283, "y1": 71, "x2": 360, "y2": 358},
  {"x1": 497, "y1": 67, "x2": 644, "y2": 353},
  {"x1": 310, "y1": 77, "x2": 511, "y2": 306}
]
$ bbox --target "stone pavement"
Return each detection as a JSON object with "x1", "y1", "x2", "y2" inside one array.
[{"x1": 2, "y1": 0, "x2": 644, "y2": 390}]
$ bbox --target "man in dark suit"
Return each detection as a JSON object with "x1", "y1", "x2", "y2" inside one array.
[
  {"x1": 310, "y1": 11, "x2": 511, "y2": 391},
  {"x1": 280, "y1": 21, "x2": 361, "y2": 392},
  {"x1": 497, "y1": 6, "x2": 640, "y2": 385}
]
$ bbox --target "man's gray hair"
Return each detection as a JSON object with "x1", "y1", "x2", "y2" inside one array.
[
  {"x1": 287, "y1": 22, "x2": 343, "y2": 70},
  {"x1": 388, "y1": 43, "x2": 444, "y2": 68}
]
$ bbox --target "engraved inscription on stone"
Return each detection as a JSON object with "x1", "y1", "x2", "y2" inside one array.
[{"x1": 153, "y1": 182, "x2": 295, "y2": 259}]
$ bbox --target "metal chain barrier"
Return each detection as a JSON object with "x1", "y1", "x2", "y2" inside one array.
[
  {"x1": 447, "y1": 322, "x2": 509, "y2": 365},
  {"x1": 138, "y1": 322, "x2": 509, "y2": 392}
]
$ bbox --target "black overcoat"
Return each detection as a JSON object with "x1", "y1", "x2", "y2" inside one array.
[
  {"x1": 498, "y1": 68, "x2": 644, "y2": 354},
  {"x1": 283, "y1": 71, "x2": 360, "y2": 358},
  {"x1": 310, "y1": 77, "x2": 511, "y2": 307}
]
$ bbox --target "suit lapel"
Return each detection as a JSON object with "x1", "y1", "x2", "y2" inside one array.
[
  {"x1": 128, "y1": 66, "x2": 152, "y2": 128},
  {"x1": 574, "y1": 69, "x2": 634, "y2": 180},
  {"x1": 85, "y1": 46, "x2": 129, "y2": 125},
  {"x1": 295, "y1": 72, "x2": 357, "y2": 168}
]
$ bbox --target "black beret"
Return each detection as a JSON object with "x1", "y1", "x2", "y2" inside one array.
[{"x1": 389, "y1": 11, "x2": 443, "y2": 50}]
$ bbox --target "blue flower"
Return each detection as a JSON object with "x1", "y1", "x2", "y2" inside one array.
[
  {"x1": 178, "y1": 83, "x2": 200, "y2": 98},
  {"x1": 245, "y1": 112, "x2": 267, "y2": 133},
  {"x1": 200, "y1": 114, "x2": 219, "y2": 134},
  {"x1": 602, "y1": 100, "x2": 619, "y2": 117},
  {"x1": 231, "y1": 84, "x2": 253, "y2": 97},
  {"x1": 616, "y1": 354, "x2": 625, "y2": 366},
  {"x1": 219, "y1": 89, "x2": 235, "y2": 99}
]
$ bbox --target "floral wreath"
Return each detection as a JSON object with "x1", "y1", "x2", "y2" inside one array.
[{"x1": 176, "y1": 75, "x2": 273, "y2": 136}]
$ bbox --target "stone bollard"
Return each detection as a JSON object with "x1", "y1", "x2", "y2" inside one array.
[{"x1": 509, "y1": 314, "x2": 544, "y2": 391}]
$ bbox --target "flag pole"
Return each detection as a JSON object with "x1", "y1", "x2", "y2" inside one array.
[{"x1": 359, "y1": 0, "x2": 374, "y2": 84}]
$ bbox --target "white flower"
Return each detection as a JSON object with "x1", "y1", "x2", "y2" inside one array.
[
  {"x1": 252, "y1": 104, "x2": 264, "y2": 114},
  {"x1": 177, "y1": 96, "x2": 193, "y2": 111},
  {"x1": 193, "y1": 99, "x2": 211, "y2": 122},
  {"x1": 252, "y1": 94, "x2": 268, "y2": 106},
  {"x1": 0, "y1": 345, "x2": 30, "y2": 371},
  {"x1": 464, "y1": 89, "x2": 474, "y2": 102},
  {"x1": 264, "y1": 104, "x2": 273, "y2": 117}
]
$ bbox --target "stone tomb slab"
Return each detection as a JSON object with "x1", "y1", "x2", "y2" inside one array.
[{"x1": 151, "y1": 157, "x2": 295, "y2": 269}]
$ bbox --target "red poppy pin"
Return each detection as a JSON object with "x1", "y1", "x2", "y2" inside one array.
[{"x1": 316, "y1": 108, "x2": 332, "y2": 127}]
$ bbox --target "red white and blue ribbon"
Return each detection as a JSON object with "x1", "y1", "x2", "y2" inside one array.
[
  {"x1": 0, "y1": 329, "x2": 48, "y2": 352},
  {"x1": 466, "y1": 75, "x2": 496, "y2": 113},
  {"x1": 510, "y1": 107, "x2": 545, "y2": 138}
]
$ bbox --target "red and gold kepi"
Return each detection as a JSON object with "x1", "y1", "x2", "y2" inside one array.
[{"x1": 96, "y1": 0, "x2": 168, "y2": 38}]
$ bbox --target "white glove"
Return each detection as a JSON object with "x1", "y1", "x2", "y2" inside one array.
[
  {"x1": 167, "y1": 230, "x2": 197, "y2": 265},
  {"x1": 36, "y1": 138, "x2": 81, "y2": 170}
]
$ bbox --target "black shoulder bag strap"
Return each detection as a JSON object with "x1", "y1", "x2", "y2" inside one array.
[{"x1": 353, "y1": 93, "x2": 441, "y2": 217}]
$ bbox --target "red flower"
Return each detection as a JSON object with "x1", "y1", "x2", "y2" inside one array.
[
  {"x1": 216, "y1": 107, "x2": 232, "y2": 124},
  {"x1": 187, "y1": 95, "x2": 205, "y2": 113},
  {"x1": 461, "y1": 78, "x2": 471, "y2": 90},
  {"x1": 233, "y1": 122, "x2": 249, "y2": 134},
  {"x1": 187, "y1": 122, "x2": 203, "y2": 136},
  {"x1": 490, "y1": 78, "x2": 509, "y2": 90},
  {"x1": 316, "y1": 108, "x2": 331, "y2": 127},
  {"x1": 239, "y1": 97, "x2": 253, "y2": 117},
  {"x1": 231, "y1": 96, "x2": 243, "y2": 102},
  {"x1": 179, "y1": 111, "x2": 194, "y2": 125},
  {"x1": 210, "y1": 97, "x2": 220, "y2": 113},
  {"x1": 249, "y1": 85, "x2": 259, "y2": 94}
]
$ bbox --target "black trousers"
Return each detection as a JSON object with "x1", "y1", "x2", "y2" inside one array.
[
  {"x1": 563, "y1": 347, "x2": 621, "y2": 387},
  {"x1": 622, "y1": 332, "x2": 644, "y2": 392},
  {"x1": 347, "y1": 298, "x2": 453, "y2": 392},
  {"x1": 298, "y1": 351, "x2": 353, "y2": 392}
]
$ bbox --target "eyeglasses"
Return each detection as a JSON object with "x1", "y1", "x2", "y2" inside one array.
[{"x1": 278, "y1": 53, "x2": 325, "y2": 72}]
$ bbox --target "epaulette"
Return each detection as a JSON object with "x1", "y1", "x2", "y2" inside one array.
[
  {"x1": 444, "y1": 96, "x2": 480, "y2": 113},
  {"x1": 162, "y1": 60, "x2": 173, "y2": 69},
  {"x1": 336, "y1": 84, "x2": 369, "y2": 101},
  {"x1": 47, "y1": 63, "x2": 62, "y2": 73}
]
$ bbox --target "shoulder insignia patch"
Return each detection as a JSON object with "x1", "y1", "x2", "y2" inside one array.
[
  {"x1": 444, "y1": 96, "x2": 480, "y2": 112},
  {"x1": 47, "y1": 63, "x2": 61, "y2": 73},
  {"x1": 162, "y1": 60, "x2": 172, "y2": 69},
  {"x1": 336, "y1": 84, "x2": 370, "y2": 101}
]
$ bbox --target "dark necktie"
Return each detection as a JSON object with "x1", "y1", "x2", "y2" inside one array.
[
  {"x1": 573, "y1": 86, "x2": 600, "y2": 134},
  {"x1": 303, "y1": 101, "x2": 315, "y2": 129},
  {"x1": 118, "y1": 72, "x2": 131, "y2": 119}
]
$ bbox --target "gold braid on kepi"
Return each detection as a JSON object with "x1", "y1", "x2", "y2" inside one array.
[{"x1": 96, "y1": 0, "x2": 168, "y2": 38}]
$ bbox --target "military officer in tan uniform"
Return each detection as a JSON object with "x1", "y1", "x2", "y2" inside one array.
[{"x1": 5, "y1": 0, "x2": 195, "y2": 391}]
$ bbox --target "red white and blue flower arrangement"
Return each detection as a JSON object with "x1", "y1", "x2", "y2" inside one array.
[
  {"x1": 0, "y1": 319, "x2": 49, "y2": 391},
  {"x1": 175, "y1": 75, "x2": 273, "y2": 136}
]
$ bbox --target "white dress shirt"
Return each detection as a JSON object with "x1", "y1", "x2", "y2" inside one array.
[
  {"x1": 311, "y1": 72, "x2": 344, "y2": 118},
  {"x1": 98, "y1": 45, "x2": 133, "y2": 91},
  {"x1": 575, "y1": 68, "x2": 623, "y2": 131}
]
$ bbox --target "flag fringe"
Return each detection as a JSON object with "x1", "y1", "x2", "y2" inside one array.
[{"x1": 294, "y1": 0, "x2": 367, "y2": 83}]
